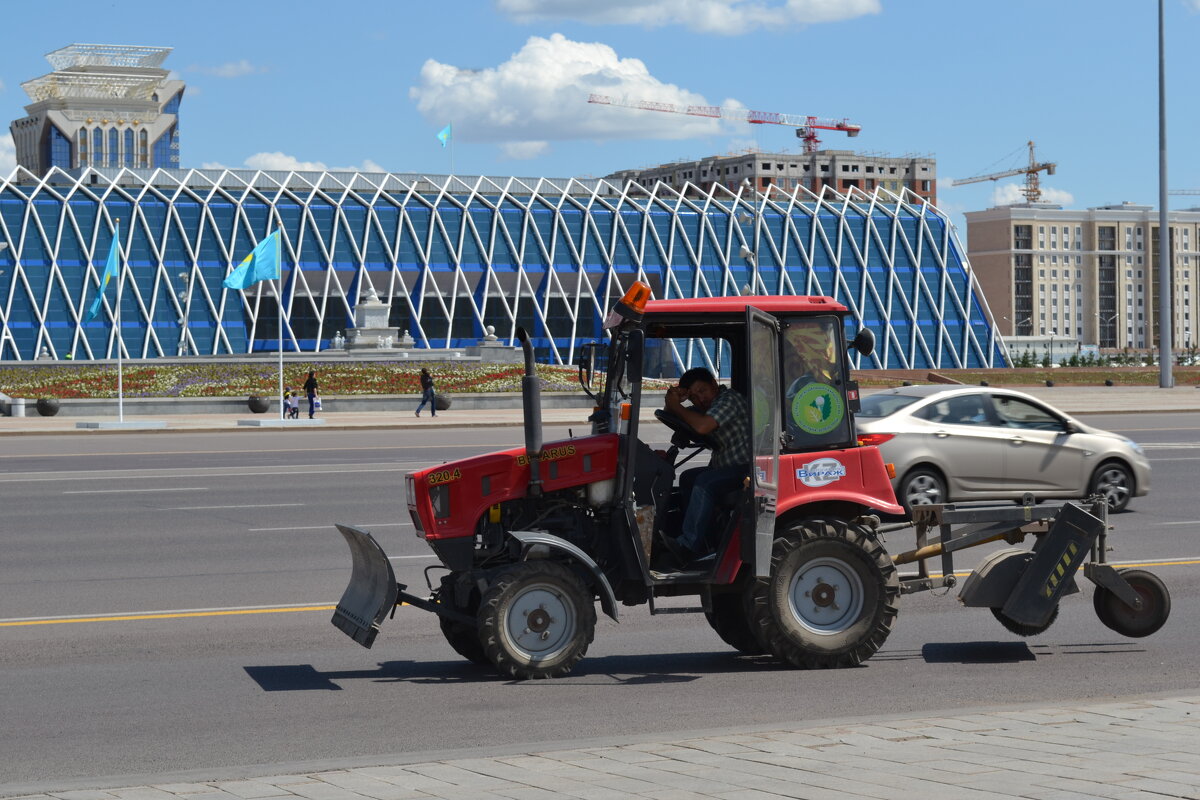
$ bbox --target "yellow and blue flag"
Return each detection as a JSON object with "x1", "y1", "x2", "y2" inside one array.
[
  {"x1": 223, "y1": 230, "x2": 281, "y2": 290},
  {"x1": 437, "y1": 124, "x2": 452, "y2": 148},
  {"x1": 84, "y1": 222, "x2": 121, "y2": 323}
]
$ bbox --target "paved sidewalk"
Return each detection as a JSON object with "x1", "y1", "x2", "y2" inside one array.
[
  {"x1": 7, "y1": 695, "x2": 1200, "y2": 800},
  {"x1": 1, "y1": 384, "x2": 1198, "y2": 436}
]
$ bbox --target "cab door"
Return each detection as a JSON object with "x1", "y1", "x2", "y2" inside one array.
[{"x1": 744, "y1": 307, "x2": 781, "y2": 577}]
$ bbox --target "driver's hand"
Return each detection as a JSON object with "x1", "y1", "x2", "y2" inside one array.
[{"x1": 665, "y1": 385, "x2": 688, "y2": 409}]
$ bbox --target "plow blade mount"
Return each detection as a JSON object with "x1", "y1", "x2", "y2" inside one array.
[{"x1": 332, "y1": 523, "x2": 399, "y2": 648}]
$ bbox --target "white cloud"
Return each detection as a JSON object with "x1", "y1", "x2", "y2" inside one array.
[
  {"x1": 501, "y1": 141, "x2": 550, "y2": 160},
  {"x1": 192, "y1": 60, "x2": 267, "y2": 78},
  {"x1": 201, "y1": 152, "x2": 387, "y2": 172},
  {"x1": 496, "y1": 0, "x2": 880, "y2": 34},
  {"x1": 0, "y1": 133, "x2": 16, "y2": 175},
  {"x1": 993, "y1": 182, "x2": 1074, "y2": 207},
  {"x1": 410, "y1": 33, "x2": 737, "y2": 157}
]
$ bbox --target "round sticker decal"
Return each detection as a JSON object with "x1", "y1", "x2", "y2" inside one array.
[{"x1": 790, "y1": 382, "x2": 845, "y2": 435}]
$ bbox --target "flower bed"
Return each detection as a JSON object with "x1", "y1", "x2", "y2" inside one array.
[{"x1": 0, "y1": 362, "x2": 592, "y2": 399}]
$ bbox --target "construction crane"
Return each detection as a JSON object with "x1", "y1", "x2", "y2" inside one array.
[
  {"x1": 951, "y1": 141, "x2": 1056, "y2": 203},
  {"x1": 1169, "y1": 190, "x2": 1200, "y2": 195},
  {"x1": 587, "y1": 93, "x2": 860, "y2": 154}
]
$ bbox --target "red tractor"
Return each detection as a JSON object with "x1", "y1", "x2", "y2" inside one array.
[{"x1": 332, "y1": 283, "x2": 908, "y2": 678}]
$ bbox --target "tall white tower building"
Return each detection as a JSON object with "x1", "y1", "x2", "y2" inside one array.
[{"x1": 9, "y1": 43, "x2": 183, "y2": 176}]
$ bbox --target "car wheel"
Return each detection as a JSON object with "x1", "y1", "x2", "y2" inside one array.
[
  {"x1": 1089, "y1": 462, "x2": 1133, "y2": 513},
  {"x1": 899, "y1": 467, "x2": 946, "y2": 515}
]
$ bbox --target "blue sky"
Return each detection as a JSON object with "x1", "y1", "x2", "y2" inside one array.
[{"x1": 2, "y1": 0, "x2": 1199, "y2": 241}]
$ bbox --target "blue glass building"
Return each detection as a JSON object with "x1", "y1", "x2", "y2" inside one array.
[{"x1": 0, "y1": 166, "x2": 1007, "y2": 369}]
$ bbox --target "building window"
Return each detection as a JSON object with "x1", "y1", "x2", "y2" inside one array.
[
  {"x1": 108, "y1": 128, "x2": 118, "y2": 168},
  {"x1": 92, "y1": 128, "x2": 103, "y2": 165},
  {"x1": 124, "y1": 129, "x2": 134, "y2": 167}
]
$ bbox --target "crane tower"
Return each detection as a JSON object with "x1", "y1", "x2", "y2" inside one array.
[
  {"x1": 952, "y1": 141, "x2": 1056, "y2": 203},
  {"x1": 587, "y1": 94, "x2": 860, "y2": 154}
]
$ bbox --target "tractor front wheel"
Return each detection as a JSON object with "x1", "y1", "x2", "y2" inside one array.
[
  {"x1": 749, "y1": 519, "x2": 899, "y2": 669},
  {"x1": 478, "y1": 561, "x2": 596, "y2": 679}
]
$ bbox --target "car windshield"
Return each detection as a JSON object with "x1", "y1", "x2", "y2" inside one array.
[{"x1": 858, "y1": 393, "x2": 923, "y2": 418}]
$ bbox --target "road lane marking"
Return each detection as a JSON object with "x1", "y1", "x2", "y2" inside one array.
[
  {"x1": 0, "y1": 604, "x2": 336, "y2": 627},
  {"x1": 900, "y1": 556, "x2": 1200, "y2": 579},
  {"x1": 248, "y1": 522, "x2": 407, "y2": 532},
  {"x1": 4, "y1": 556, "x2": 1193, "y2": 629},
  {"x1": 0, "y1": 442, "x2": 519, "y2": 461},
  {"x1": 0, "y1": 463, "x2": 424, "y2": 484},
  {"x1": 1153, "y1": 521, "x2": 1199, "y2": 526},
  {"x1": 164, "y1": 503, "x2": 305, "y2": 510},
  {"x1": 64, "y1": 487, "x2": 209, "y2": 494}
]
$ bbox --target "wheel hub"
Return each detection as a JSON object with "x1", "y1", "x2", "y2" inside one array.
[
  {"x1": 526, "y1": 606, "x2": 552, "y2": 633},
  {"x1": 505, "y1": 583, "x2": 576, "y2": 658},
  {"x1": 788, "y1": 558, "x2": 865, "y2": 635},
  {"x1": 810, "y1": 581, "x2": 837, "y2": 608}
]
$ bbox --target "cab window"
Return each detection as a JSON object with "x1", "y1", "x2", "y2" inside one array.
[{"x1": 780, "y1": 316, "x2": 852, "y2": 451}]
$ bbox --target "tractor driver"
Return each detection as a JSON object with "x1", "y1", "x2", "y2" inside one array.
[{"x1": 662, "y1": 367, "x2": 751, "y2": 565}]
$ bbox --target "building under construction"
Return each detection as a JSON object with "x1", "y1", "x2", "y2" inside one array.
[{"x1": 605, "y1": 150, "x2": 937, "y2": 205}]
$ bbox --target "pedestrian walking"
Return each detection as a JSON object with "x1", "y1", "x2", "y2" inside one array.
[
  {"x1": 415, "y1": 368, "x2": 436, "y2": 417},
  {"x1": 303, "y1": 370, "x2": 319, "y2": 419}
]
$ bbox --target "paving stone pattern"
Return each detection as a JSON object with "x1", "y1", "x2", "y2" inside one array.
[{"x1": 10, "y1": 696, "x2": 1200, "y2": 800}]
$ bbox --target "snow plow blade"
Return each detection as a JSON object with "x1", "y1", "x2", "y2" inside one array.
[{"x1": 331, "y1": 523, "x2": 399, "y2": 648}]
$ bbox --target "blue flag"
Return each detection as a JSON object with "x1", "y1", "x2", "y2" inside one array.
[
  {"x1": 437, "y1": 124, "x2": 452, "y2": 148},
  {"x1": 85, "y1": 223, "x2": 121, "y2": 322},
  {"x1": 223, "y1": 230, "x2": 281, "y2": 290}
]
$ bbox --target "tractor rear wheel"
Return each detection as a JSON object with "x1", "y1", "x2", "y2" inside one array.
[
  {"x1": 437, "y1": 573, "x2": 488, "y2": 666},
  {"x1": 705, "y1": 586, "x2": 765, "y2": 655},
  {"x1": 479, "y1": 561, "x2": 596, "y2": 679},
  {"x1": 749, "y1": 519, "x2": 899, "y2": 669}
]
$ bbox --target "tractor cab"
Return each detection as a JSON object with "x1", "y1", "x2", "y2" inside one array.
[{"x1": 576, "y1": 283, "x2": 891, "y2": 585}]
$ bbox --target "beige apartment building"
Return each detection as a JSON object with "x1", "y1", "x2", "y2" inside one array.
[
  {"x1": 606, "y1": 150, "x2": 937, "y2": 205},
  {"x1": 965, "y1": 202, "x2": 1200, "y2": 351}
]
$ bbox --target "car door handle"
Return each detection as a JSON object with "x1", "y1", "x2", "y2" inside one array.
[
  {"x1": 934, "y1": 430, "x2": 950, "y2": 438},
  {"x1": 1009, "y1": 437, "x2": 1025, "y2": 445}
]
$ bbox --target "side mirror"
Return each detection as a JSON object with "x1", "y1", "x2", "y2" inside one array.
[
  {"x1": 577, "y1": 342, "x2": 601, "y2": 400},
  {"x1": 851, "y1": 328, "x2": 875, "y2": 358}
]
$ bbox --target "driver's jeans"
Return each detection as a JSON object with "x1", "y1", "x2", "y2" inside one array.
[{"x1": 677, "y1": 464, "x2": 747, "y2": 556}]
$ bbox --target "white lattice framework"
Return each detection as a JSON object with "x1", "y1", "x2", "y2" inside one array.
[{"x1": 0, "y1": 165, "x2": 1007, "y2": 369}]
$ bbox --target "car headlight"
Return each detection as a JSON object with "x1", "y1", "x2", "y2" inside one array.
[{"x1": 1124, "y1": 438, "x2": 1144, "y2": 456}]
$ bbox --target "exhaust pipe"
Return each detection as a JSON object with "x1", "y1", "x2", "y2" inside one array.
[{"x1": 515, "y1": 327, "x2": 543, "y2": 497}]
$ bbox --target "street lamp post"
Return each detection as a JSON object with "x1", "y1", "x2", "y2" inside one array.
[
  {"x1": 1048, "y1": 328, "x2": 1058, "y2": 366},
  {"x1": 176, "y1": 271, "x2": 191, "y2": 357},
  {"x1": 739, "y1": 178, "x2": 763, "y2": 295}
]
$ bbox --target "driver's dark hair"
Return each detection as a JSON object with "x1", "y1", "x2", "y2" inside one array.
[{"x1": 678, "y1": 367, "x2": 717, "y2": 389}]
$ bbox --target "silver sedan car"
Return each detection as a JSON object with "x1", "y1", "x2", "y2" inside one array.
[{"x1": 856, "y1": 385, "x2": 1150, "y2": 515}]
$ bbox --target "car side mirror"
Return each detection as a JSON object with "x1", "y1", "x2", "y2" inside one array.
[{"x1": 851, "y1": 328, "x2": 875, "y2": 358}]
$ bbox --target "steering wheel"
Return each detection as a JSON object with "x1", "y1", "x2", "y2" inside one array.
[{"x1": 654, "y1": 409, "x2": 718, "y2": 449}]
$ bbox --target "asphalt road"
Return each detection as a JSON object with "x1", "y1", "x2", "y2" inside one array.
[{"x1": 2, "y1": 415, "x2": 1198, "y2": 791}]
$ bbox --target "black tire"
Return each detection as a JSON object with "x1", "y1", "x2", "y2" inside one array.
[
  {"x1": 437, "y1": 574, "x2": 489, "y2": 666},
  {"x1": 748, "y1": 519, "x2": 899, "y2": 669},
  {"x1": 990, "y1": 605, "x2": 1059, "y2": 637},
  {"x1": 898, "y1": 467, "x2": 946, "y2": 515},
  {"x1": 705, "y1": 588, "x2": 765, "y2": 655},
  {"x1": 1089, "y1": 461, "x2": 1134, "y2": 513},
  {"x1": 1094, "y1": 568, "x2": 1170, "y2": 638},
  {"x1": 478, "y1": 561, "x2": 596, "y2": 679}
]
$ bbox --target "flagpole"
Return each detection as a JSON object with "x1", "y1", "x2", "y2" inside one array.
[
  {"x1": 276, "y1": 231, "x2": 284, "y2": 422},
  {"x1": 115, "y1": 218, "x2": 124, "y2": 424}
]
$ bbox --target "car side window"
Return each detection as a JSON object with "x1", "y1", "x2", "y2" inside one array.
[
  {"x1": 915, "y1": 394, "x2": 990, "y2": 426},
  {"x1": 990, "y1": 396, "x2": 1062, "y2": 431}
]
